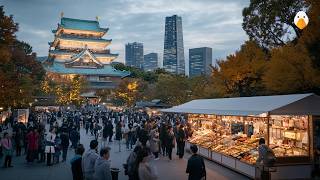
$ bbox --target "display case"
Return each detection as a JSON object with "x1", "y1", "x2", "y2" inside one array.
[
  {"x1": 188, "y1": 114, "x2": 267, "y2": 165},
  {"x1": 187, "y1": 114, "x2": 312, "y2": 178},
  {"x1": 269, "y1": 115, "x2": 309, "y2": 160}
]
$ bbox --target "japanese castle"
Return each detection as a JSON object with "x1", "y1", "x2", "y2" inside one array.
[{"x1": 43, "y1": 16, "x2": 129, "y2": 89}]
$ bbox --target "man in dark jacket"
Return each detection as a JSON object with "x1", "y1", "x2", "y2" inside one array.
[
  {"x1": 106, "y1": 121, "x2": 113, "y2": 142},
  {"x1": 71, "y1": 144, "x2": 85, "y2": 180},
  {"x1": 177, "y1": 125, "x2": 186, "y2": 159},
  {"x1": 60, "y1": 130, "x2": 70, "y2": 162},
  {"x1": 186, "y1": 145, "x2": 206, "y2": 180}
]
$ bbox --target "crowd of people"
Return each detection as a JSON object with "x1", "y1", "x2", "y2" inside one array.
[{"x1": 0, "y1": 105, "x2": 208, "y2": 180}]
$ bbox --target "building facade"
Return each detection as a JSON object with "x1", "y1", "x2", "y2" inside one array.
[
  {"x1": 143, "y1": 53, "x2": 158, "y2": 72},
  {"x1": 189, "y1": 47, "x2": 212, "y2": 77},
  {"x1": 125, "y1": 42, "x2": 144, "y2": 69},
  {"x1": 163, "y1": 15, "x2": 185, "y2": 75},
  {"x1": 44, "y1": 17, "x2": 129, "y2": 89}
]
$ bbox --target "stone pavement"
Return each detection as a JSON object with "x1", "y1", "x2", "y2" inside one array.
[{"x1": 0, "y1": 128, "x2": 250, "y2": 180}]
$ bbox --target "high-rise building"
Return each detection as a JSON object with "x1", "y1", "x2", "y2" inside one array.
[
  {"x1": 189, "y1": 47, "x2": 212, "y2": 77},
  {"x1": 44, "y1": 16, "x2": 129, "y2": 89},
  {"x1": 144, "y1": 53, "x2": 158, "y2": 72},
  {"x1": 163, "y1": 15, "x2": 185, "y2": 75},
  {"x1": 125, "y1": 42, "x2": 144, "y2": 69}
]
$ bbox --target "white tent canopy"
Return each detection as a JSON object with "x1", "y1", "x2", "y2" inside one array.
[{"x1": 161, "y1": 93, "x2": 320, "y2": 116}]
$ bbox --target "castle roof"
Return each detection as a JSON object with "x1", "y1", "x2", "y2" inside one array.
[
  {"x1": 49, "y1": 50, "x2": 118, "y2": 58},
  {"x1": 58, "y1": 17, "x2": 108, "y2": 32},
  {"x1": 55, "y1": 35, "x2": 111, "y2": 43},
  {"x1": 44, "y1": 62, "x2": 130, "y2": 78}
]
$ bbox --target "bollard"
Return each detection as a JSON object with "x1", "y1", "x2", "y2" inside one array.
[{"x1": 111, "y1": 167, "x2": 120, "y2": 180}]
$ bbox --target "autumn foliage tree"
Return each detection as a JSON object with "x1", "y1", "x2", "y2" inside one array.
[
  {"x1": 0, "y1": 6, "x2": 45, "y2": 109},
  {"x1": 211, "y1": 41, "x2": 268, "y2": 97}
]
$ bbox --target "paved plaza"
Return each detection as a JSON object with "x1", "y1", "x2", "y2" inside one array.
[{"x1": 0, "y1": 128, "x2": 249, "y2": 180}]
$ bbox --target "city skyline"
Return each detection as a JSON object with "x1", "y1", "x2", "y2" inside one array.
[
  {"x1": 189, "y1": 47, "x2": 212, "y2": 77},
  {"x1": 125, "y1": 42, "x2": 144, "y2": 69},
  {"x1": 163, "y1": 15, "x2": 185, "y2": 74},
  {"x1": 2, "y1": 0, "x2": 249, "y2": 73}
]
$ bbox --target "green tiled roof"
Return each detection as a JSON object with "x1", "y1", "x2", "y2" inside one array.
[
  {"x1": 60, "y1": 17, "x2": 108, "y2": 32},
  {"x1": 56, "y1": 35, "x2": 111, "y2": 43},
  {"x1": 49, "y1": 50, "x2": 118, "y2": 57},
  {"x1": 44, "y1": 62, "x2": 130, "y2": 77}
]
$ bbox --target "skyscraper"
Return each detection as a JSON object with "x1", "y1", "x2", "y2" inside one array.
[
  {"x1": 163, "y1": 15, "x2": 185, "y2": 75},
  {"x1": 144, "y1": 53, "x2": 158, "y2": 72},
  {"x1": 125, "y1": 42, "x2": 144, "y2": 69},
  {"x1": 189, "y1": 47, "x2": 212, "y2": 77}
]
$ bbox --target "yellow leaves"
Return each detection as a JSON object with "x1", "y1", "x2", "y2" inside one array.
[
  {"x1": 41, "y1": 80, "x2": 50, "y2": 94},
  {"x1": 52, "y1": 75, "x2": 84, "y2": 106},
  {"x1": 211, "y1": 41, "x2": 268, "y2": 96},
  {"x1": 127, "y1": 81, "x2": 138, "y2": 91}
]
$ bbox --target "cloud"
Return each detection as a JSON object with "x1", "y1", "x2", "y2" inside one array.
[{"x1": 2, "y1": 0, "x2": 249, "y2": 69}]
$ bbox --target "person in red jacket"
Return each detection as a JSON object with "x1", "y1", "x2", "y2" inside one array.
[{"x1": 26, "y1": 128, "x2": 39, "y2": 163}]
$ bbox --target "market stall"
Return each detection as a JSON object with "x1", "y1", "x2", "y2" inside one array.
[{"x1": 161, "y1": 93, "x2": 320, "y2": 179}]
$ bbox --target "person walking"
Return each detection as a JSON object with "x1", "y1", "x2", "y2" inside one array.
[
  {"x1": 177, "y1": 125, "x2": 186, "y2": 159},
  {"x1": 82, "y1": 140, "x2": 99, "y2": 180},
  {"x1": 85, "y1": 120, "x2": 90, "y2": 135},
  {"x1": 94, "y1": 147, "x2": 112, "y2": 180},
  {"x1": 45, "y1": 128, "x2": 56, "y2": 166},
  {"x1": 126, "y1": 145, "x2": 142, "y2": 180},
  {"x1": 106, "y1": 121, "x2": 113, "y2": 142},
  {"x1": 166, "y1": 126, "x2": 175, "y2": 160},
  {"x1": 150, "y1": 128, "x2": 160, "y2": 160},
  {"x1": 127, "y1": 124, "x2": 134, "y2": 150},
  {"x1": 70, "y1": 127, "x2": 80, "y2": 148},
  {"x1": 159, "y1": 123, "x2": 167, "y2": 156},
  {"x1": 53, "y1": 133, "x2": 62, "y2": 164},
  {"x1": 38, "y1": 129, "x2": 46, "y2": 163},
  {"x1": 14, "y1": 128, "x2": 24, "y2": 156},
  {"x1": 71, "y1": 144, "x2": 85, "y2": 180},
  {"x1": 26, "y1": 127, "x2": 39, "y2": 162},
  {"x1": 102, "y1": 124, "x2": 108, "y2": 147},
  {"x1": 1, "y1": 132, "x2": 13, "y2": 168},
  {"x1": 137, "y1": 148, "x2": 158, "y2": 180},
  {"x1": 186, "y1": 145, "x2": 206, "y2": 180},
  {"x1": 60, "y1": 130, "x2": 70, "y2": 162}
]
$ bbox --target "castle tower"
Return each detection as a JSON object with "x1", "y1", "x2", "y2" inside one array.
[{"x1": 44, "y1": 17, "x2": 129, "y2": 89}]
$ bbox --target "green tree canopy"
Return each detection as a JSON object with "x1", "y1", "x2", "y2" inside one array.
[{"x1": 242, "y1": 0, "x2": 308, "y2": 49}]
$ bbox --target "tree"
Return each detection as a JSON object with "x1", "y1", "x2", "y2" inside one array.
[
  {"x1": 0, "y1": 6, "x2": 18, "y2": 63},
  {"x1": 242, "y1": 0, "x2": 308, "y2": 49},
  {"x1": 69, "y1": 75, "x2": 84, "y2": 106},
  {"x1": 14, "y1": 40, "x2": 32, "y2": 54},
  {"x1": 263, "y1": 44, "x2": 320, "y2": 93},
  {"x1": 297, "y1": 0, "x2": 320, "y2": 68},
  {"x1": 0, "y1": 7, "x2": 45, "y2": 109},
  {"x1": 154, "y1": 74, "x2": 190, "y2": 105},
  {"x1": 112, "y1": 78, "x2": 147, "y2": 107},
  {"x1": 211, "y1": 41, "x2": 268, "y2": 97}
]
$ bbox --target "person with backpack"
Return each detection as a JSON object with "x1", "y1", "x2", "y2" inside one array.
[{"x1": 256, "y1": 138, "x2": 276, "y2": 180}]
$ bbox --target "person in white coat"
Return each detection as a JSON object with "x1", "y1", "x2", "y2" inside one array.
[
  {"x1": 138, "y1": 148, "x2": 158, "y2": 180},
  {"x1": 45, "y1": 128, "x2": 56, "y2": 166}
]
